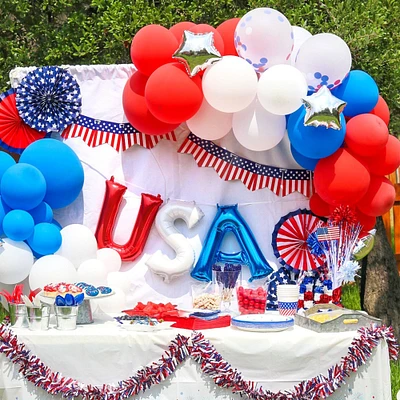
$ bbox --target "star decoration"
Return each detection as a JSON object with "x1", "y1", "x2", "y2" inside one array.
[
  {"x1": 301, "y1": 86, "x2": 347, "y2": 130},
  {"x1": 173, "y1": 31, "x2": 222, "y2": 77}
]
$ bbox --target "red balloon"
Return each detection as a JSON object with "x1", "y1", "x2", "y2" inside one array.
[
  {"x1": 95, "y1": 177, "x2": 163, "y2": 261},
  {"x1": 122, "y1": 71, "x2": 180, "y2": 135},
  {"x1": 145, "y1": 63, "x2": 203, "y2": 124},
  {"x1": 130, "y1": 25, "x2": 178, "y2": 76},
  {"x1": 362, "y1": 134, "x2": 400, "y2": 176},
  {"x1": 345, "y1": 114, "x2": 388, "y2": 157},
  {"x1": 191, "y1": 24, "x2": 225, "y2": 55},
  {"x1": 355, "y1": 209, "x2": 376, "y2": 231},
  {"x1": 357, "y1": 176, "x2": 396, "y2": 217},
  {"x1": 216, "y1": 18, "x2": 240, "y2": 56},
  {"x1": 309, "y1": 193, "x2": 330, "y2": 217},
  {"x1": 370, "y1": 95, "x2": 390, "y2": 126},
  {"x1": 169, "y1": 21, "x2": 196, "y2": 43},
  {"x1": 314, "y1": 148, "x2": 371, "y2": 206}
]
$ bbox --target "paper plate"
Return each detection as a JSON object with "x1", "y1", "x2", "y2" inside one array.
[{"x1": 231, "y1": 313, "x2": 294, "y2": 332}]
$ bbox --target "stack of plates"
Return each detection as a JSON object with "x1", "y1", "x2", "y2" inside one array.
[{"x1": 231, "y1": 312, "x2": 294, "y2": 332}]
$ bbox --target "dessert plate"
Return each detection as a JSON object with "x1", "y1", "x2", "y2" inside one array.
[{"x1": 231, "y1": 312, "x2": 294, "y2": 332}]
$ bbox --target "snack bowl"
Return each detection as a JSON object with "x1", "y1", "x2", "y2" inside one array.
[{"x1": 231, "y1": 312, "x2": 294, "y2": 332}]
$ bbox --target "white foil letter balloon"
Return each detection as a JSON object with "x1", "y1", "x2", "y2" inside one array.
[{"x1": 146, "y1": 200, "x2": 204, "y2": 282}]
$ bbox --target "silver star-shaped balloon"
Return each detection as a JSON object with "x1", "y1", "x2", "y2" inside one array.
[
  {"x1": 302, "y1": 86, "x2": 347, "y2": 130},
  {"x1": 173, "y1": 30, "x2": 222, "y2": 77}
]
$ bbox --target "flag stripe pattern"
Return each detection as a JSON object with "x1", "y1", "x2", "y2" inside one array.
[
  {"x1": 178, "y1": 133, "x2": 313, "y2": 196},
  {"x1": 316, "y1": 226, "x2": 341, "y2": 241},
  {"x1": 62, "y1": 115, "x2": 176, "y2": 151}
]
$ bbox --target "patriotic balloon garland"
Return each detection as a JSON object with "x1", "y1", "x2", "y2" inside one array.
[{"x1": 0, "y1": 323, "x2": 397, "y2": 400}]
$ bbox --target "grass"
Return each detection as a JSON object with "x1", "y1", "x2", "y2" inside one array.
[{"x1": 342, "y1": 282, "x2": 399, "y2": 399}]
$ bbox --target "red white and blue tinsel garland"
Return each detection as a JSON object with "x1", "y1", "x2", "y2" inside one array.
[{"x1": 0, "y1": 324, "x2": 397, "y2": 400}]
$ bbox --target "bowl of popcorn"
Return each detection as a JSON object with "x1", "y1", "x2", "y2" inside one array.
[{"x1": 191, "y1": 282, "x2": 222, "y2": 311}]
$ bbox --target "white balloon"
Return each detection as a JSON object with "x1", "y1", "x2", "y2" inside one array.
[
  {"x1": 96, "y1": 248, "x2": 122, "y2": 274},
  {"x1": 92, "y1": 286, "x2": 126, "y2": 314},
  {"x1": 295, "y1": 33, "x2": 352, "y2": 91},
  {"x1": 55, "y1": 224, "x2": 98, "y2": 269},
  {"x1": 186, "y1": 98, "x2": 233, "y2": 140},
  {"x1": 107, "y1": 271, "x2": 133, "y2": 294},
  {"x1": 146, "y1": 200, "x2": 204, "y2": 283},
  {"x1": 233, "y1": 100, "x2": 286, "y2": 151},
  {"x1": 234, "y1": 8, "x2": 294, "y2": 71},
  {"x1": 29, "y1": 255, "x2": 77, "y2": 290},
  {"x1": 77, "y1": 259, "x2": 107, "y2": 286},
  {"x1": 257, "y1": 65, "x2": 308, "y2": 115},
  {"x1": 0, "y1": 239, "x2": 34, "y2": 284},
  {"x1": 202, "y1": 56, "x2": 258, "y2": 113},
  {"x1": 290, "y1": 26, "x2": 312, "y2": 66}
]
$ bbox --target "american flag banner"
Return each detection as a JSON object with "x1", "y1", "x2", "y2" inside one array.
[
  {"x1": 62, "y1": 115, "x2": 176, "y2": 152},
  {"x1": 178, "y1": 133, "x2": 313, "y2": 197},
  {"x1": 316, "y1": 226, "x2": 341, "y2": 241}
]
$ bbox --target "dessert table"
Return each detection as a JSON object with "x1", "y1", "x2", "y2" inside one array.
[{"x1": 0, "y1": 315, "x2": 392, "y2": 400}]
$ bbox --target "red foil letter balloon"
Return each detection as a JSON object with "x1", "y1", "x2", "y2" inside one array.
[{"x1": 95, "y1": 177, "x2": 163, "y2": 261}]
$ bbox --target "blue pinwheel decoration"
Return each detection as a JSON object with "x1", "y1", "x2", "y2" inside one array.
[{"x1": 16, "y1": 66, "x2": 82, "y2": 134}]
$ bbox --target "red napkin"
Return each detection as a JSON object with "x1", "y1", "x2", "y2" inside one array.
[{"x1": 163, "y1": 315, "x2": 231, "y2": 330}]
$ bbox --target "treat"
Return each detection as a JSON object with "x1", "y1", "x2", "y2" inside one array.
[
  {"x1": 193, "y1": 293, "x2": 221, "y2": 310},
  {"x1": 75, "y1": 282, "x2": 112, "y2": 297},
  {"x1": 43, "y1": 283, "x2": 83, "y2": 298},
  {"x1": 237, "y1": 286, "x2": 267, "y2": 314},
  {"x1": 123, "y1": 302, "x2": 179, "y2": 319},
  {"x1": 115, "y1": 315, "x2": 161, "y2": 326}
]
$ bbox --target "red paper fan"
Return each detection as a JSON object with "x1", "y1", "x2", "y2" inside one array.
[{"x1": 0, "y1": 89, "x2": 47, "y2": 154}]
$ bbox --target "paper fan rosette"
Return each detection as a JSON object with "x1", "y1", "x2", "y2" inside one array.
[
  {"x1": 0, "y1": 89, "x2": 48, "y2": 154},
  {"x1": 272, "y1": 209, "x2": 325, "y2": 272},
  {"x1": 16, "y1": 66, "x2": 82, "y2": 134}
]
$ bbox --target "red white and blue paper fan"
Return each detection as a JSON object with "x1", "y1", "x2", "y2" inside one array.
[
  {"x1": 272, "y1": 209, "x2": 325, "y2": 272},
  {"x1": 0, "y1": 89, "x2": 48, "y2": 154},
  {"x1": 16, "y1": 66, "x2": 82, "y2": 134}
]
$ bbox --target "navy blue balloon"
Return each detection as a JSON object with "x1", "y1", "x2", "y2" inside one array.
[
  {"x1": 1, "y1": 163, "x2": 46, "y2": 210},
  {"x1": 2, "y1": 209, "x2": 35, "y2": 241},
  {"x1": 191, "y1": 204, "x2": 273, "y2": 282},
  {"x1": 332, "y1": 70, "x2": 379, "y2": 117},
  {"x1": 0, "y1": 152, "x2": 16, "y2": 182},
  {"x1": 290, "y1": 145, "x2": 319, "y2": 171},
  {"x1": 289, "y1": 109, "x2": 346, "y2": 159},
  {"x1": 19, "y1": 139, "x2": 84, "y2": 209},
  {"x1": 28, "y1": 202, "x2": 53, "y2": 224},
  {"x1": 27, "y1": 222, "x2": 62, "y2": 256}
]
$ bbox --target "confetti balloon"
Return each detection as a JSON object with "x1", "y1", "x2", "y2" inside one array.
[
  {"x1": 290, "y1": 26, "x2": 312, "y2": 66},
  {"x1": 234, "y1": 8, "x2": 294, "y2": 72}
]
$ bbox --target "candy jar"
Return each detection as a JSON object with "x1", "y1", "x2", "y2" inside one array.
[
  {"x1": 236, "y1": 279, "x2": 267, "y2": 314},
  {"x1": 212, "y1": 263, "x2": 241, "y2": 313}
]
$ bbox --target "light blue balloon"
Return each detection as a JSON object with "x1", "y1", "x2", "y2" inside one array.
[
  {"x1": 291, "y1": 145, "x2": 319, "y2": 171},
  {"x1": 0, "y1": 196, "x2": 10, "y2": 236},
  {"x1": 2, "y1": 209, "x2": 35, "y2": 241},
  {"x1": 28, "y1": 202, "x2": 53, "y2": 224},
  {"x1": 289, "y1": 109, "x2": 346, "y2": 159},
  {"x1": 20, "y1": 139, "x2": 84, "y2": 209},
  {"x1": 191, "y1": 204, "x2": 273, "y2": 282},
  {"x1": 0, "y1": 152, "x2": 16, "y2": 182},
  {"x1": 27, "y1": 222, "x2": 62, "y2": 256},
  {"x1": 1, "y1": 163, "x2": 46, "y2": 210},
  {"x1": 332, "y1": 70, "x2": 379, "y2": 117}
]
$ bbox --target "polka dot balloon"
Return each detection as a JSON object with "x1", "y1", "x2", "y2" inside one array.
[
  {"x1": 295, "y1": 33, "x2": 352, "y2": 91},
  {"x1": 234, "y1": 8, "x2": 294, "y2": 73}
]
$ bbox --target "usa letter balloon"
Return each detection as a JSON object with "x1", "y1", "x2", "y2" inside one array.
[{"x1": 146, "y1": 200, "x2": 204, "y2": 282}]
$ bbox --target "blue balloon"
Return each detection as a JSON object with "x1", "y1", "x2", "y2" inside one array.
[
  {"x1": 290, "y1": 145, "x2": 319, "y2": 171},
  {"x1": 0, "y1": 196, "x2": 10, "y2": 236},
  {"x1": 288, "y1": 109, "x2": 346, "y2": 159},
  {"x1": 332, "y1": 70, "x2": 379, "y2": 117},
  {"x1": 1, "y1": 163, "x2": 46, "y2": 210},
  {"x1": 0, "y1": 152, "x2": 16, "y2": 182},
  {"x1": 215, "y1": 250, "x2": 249, "y2": 265},
  {"x1": 19, "y1": 139, "x2": 84, "y2": 209},
  {"x1": 28, "y1": 202, "x2": 53, "y2": 224},
  {"x1": 191, "y1": 204, "x2": 273, "y2": 282},
  {"x1": 27, "y1": 222, "x2": 62, "y2": 256},
  {"x1": 51, "y1": 219, "x2": 63, "y2": 230},
  {"x1": 287, "y1": 106, "x2": 304, "y2": 133},
  {"x1": 2, "y1": 209, "x2": 34, "y2": 241}
]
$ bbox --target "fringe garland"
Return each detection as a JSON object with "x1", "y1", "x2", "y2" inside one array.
[{"x1": 0, "y1": 324, "x2": 397, "y2": 400}]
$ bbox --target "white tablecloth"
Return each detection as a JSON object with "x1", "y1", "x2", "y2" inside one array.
[{"x1": 0, "y1": 317, "x2": 391, "y2": 400}]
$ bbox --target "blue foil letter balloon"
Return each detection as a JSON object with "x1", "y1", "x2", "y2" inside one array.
[{"x1": 191, "y1": 204, "x2": 273, "y2": 282}]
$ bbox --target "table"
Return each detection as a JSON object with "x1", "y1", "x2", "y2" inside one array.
[{"x1": 0, "y1": 315, "x2": 392, "y2": 400}]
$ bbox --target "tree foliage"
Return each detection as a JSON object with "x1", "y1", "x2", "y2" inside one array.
[{"x1": 0, "y1": 0, "x2": 399, "y2": 132}]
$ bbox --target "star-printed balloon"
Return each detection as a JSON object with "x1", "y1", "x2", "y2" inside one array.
[
  {"x1": 173, "y1": 31, "x2": 222, "y2": 77},
  {"x1": 302, "y1": 86, "x2": 346, "y2": 130}
]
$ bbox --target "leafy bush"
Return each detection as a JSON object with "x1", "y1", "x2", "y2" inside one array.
[{"x1": 1, "y1": 0, "x2": 399, "y2": 133}]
